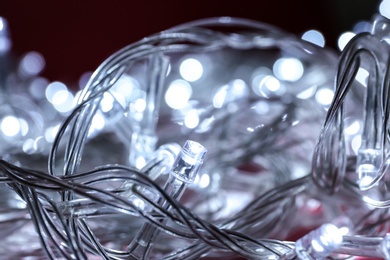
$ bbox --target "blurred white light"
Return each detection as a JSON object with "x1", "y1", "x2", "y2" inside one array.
[
  {"x1": 356, "y1": 68, "x2": 369, "y2": 87},
  {"x1": 345, "y1": 120, "x2": 361, "y2": 135},
  {"x1": 88, "y1": 113, "x2": 106, "y2": 137},
  {"x1": 338, "y1": 32, "x2": 356, "y2": 51},
  {"x1": 111, "y1": 75, "x2": 140, "y2": 108},
  {"x1": 0, "y1": 18, "x2": 10, "y2": 53},
  {"x1": 254, "y1": 75, "x2": 285, "y2": 98},
  {"x1": 198, "y1": 173, "x2": 210, "y2": 188},
  {"x1": 380, "y1": 0, "x2": 390, "y2": 19},
  {"x1": 180, "y1": 58, "x2": 203, "y2": 82},
  {"x1": 351, "y1": 135, "x2": 362, "y2": 155},
  {"x1": 165, "y1": 79, "x2": 192, "y2": 109},
  {"x1": 353, "y1": 21, "x2": 371, "y2": 34},
  {"x1": 254, "y1": 100, "x2": 270, "y2": 114},
  {"x1": 135, "y1": 156, "x2": 147, "y2": 169},
  {"x1": 33, "y1": 136, "x2": 45, "y2": 151},
  {"x1": 0, "y1": 18, "x2": 5, "y2": 31},
  {"x1": 315, "y1": 88, "x2": 334, "y2": 106},
  {"x1": 265, "y1": 76, "x2": 281, "y2": 91},
  {"x1": 339, "y1": 226, "x2": 350, "y2": 236},
  {"x1": 301, "y1": 30, "x2": 325, "y2": 47},
  {"x1": 213, "y1": 86, "x2": 228, "y2": 108},
  {"x1": 273, "y1": 58, "x2": 304, "y2": 82},
  {"x1": 46, "y1": 81, "x2": 75, "y2": 113},
  {"x1": 0, "y1": 37, "x2": 11, "y2": 53},
  {"x1": 22, "y1": 139, "x2": 35, "y2": 154},
  {"x1": 112, "y1": 75, "x2": 138, "y2": 97},
  {"x1": 213, "y1": 79, "x2": 248, "y2": 108},
  {"x1": 92, "y1": 113, "x2": 105, "y2": 130},
  {"x1": 29, "y1": 77, "x2": 49, "y2": 99},
  {"x1": 184, "y1": 109, "x2": 200, "y2": 129},
  {"x1": 134, "y1": 98, "x2": 146, "y2": 112},
  {"x1": 230, "y1": 79, "x2": 248, "y2": 96},
  {"x1": 46, "y1": 81, "x2": 68, "y2": 103},
  {"x1": 1, "y1": 116, "x2": 21, "y2": 137},
  {"x1": 19, "y1": 118, "x2": 29, "y2": 136},
  {"x1": 52, "y1": 89, "x2": 69, "y2": 105},
  {"x1": 251, "y1": 68, "x2": 272, "y2": 96},
  {"x1": 20, "y1": 51, "x2": 45, "y2": 76},
  {"x1": 53, "y1": 91, "x2": 75, "y2": 114},
  {"x1": 100, "y1": 93, "x2": 115, "y2": 113},
  {"x1": 44, "y1": 124, "x2": 60, "y2": 143},
  {"x1": 297, "y1": 85, "x2": 317, "y2": 99}
]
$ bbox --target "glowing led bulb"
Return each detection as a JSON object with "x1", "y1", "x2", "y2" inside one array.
[
  {"x1": 380, "y1": 0, "x2": 390, "y2": 20},
  {"x1": 128, "y1": 140, "x2": 207, "y2": 259},
  {"x1": 172, "y1": 140, "x2": 207, "y2": 183},
  {"x1": 356, "y1": 148, "x2": 382, "y2": 190},
  {"x1": 295, "y1": 223, "x2": 343, "y2": 260}
]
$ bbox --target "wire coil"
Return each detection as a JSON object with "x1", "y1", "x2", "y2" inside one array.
[{"x1": 0, "y1": 14, "x2": 390, "y2": 260}]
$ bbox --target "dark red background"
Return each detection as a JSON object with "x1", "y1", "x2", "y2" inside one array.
[{"x1": 1, "y1": 0, "x2": 380, "y2": 85}]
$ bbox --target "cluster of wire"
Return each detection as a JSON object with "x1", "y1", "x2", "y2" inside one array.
[{"x1": 0, "y1": 12, "x2": 390, "y2": 260}]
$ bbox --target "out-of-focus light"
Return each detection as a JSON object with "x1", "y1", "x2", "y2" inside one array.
[
  {"x1": 165, "y1": 79, "x2": 192, "y2": 109},
  {"x1": 184, "y1": 109, "x2": 200, "y2": 129},
  {"x1": 351, "y1": 135, "x2": 362, "y2": 155},
  {"x1": 46, "y1": 81, "x2": 68, "y2": 103},
  {"x1": 251, "y1": 68, "x2": 271, "y2": 96},
  {"x1": 19, "y1": 118, "x2": 29, "y2": 136},
  {"x1": 29, "y1": 77, "x2": 49, "y2": 100},
  {"x1": 0, "y1": 37, "x2": 11, "y2": 53},
  {"x1": 264, "y1": 76, "x2": 281, "y2": 91},
  {"x1": 253, "y1": 75, "x2": 285, "y2": 98},
  {"x1": 229, "y1": 79, "x2": 247, "y2": 96},
  {"x1": 33, "y1": 136, "x2": 45, "y2": 152},
  {"x1": 345, "y1": 120, "x2": 361, "y2": 135},
  {"x1": 198, "y1": 173, "x2": 210, "y2": 188},
  {"x1": 44, "y1": 124, "x2": 60, "y2": 143},
  {"x1": 0, "y1": 17, "x2": 11, "y2": 53},
  {"x1": 53, "y1": 94, "x2": 75, "y2": 113},
  {"x1": 22, "y1": 138, "x2": 35, "y2": 154},
  {"x1": 353, "y1": 21, "x2": 371, "y2": 34},
  {"x1": 1, "y1": 116, "x2": 21, "y2": 137},
  {"x1": 110, "y1": 75, "x2": 140, "y2": 108},
  {"x1": 19, "y1": 51, "x2": 45, "y2": 76},
  {"x1": 46, "y1": 81, "x2": 75, "y2": 113},
  {"x1": 213, "y1": 86, "x2": 228, "y2": 108},
  {"x1": 338, "y1": 32, "x2": 356, "y2": 51},
  {"x1": 356, "y1": 68, "x2": 369, "y2": 87},
  {"x1": 213, "y1": 79, "x2": 248, "y2": 108},
  {"x1": 297, "y1": 85, "x2": 317, "y2": 99},
  {"x1": 0, "y1": 18, "x2": 5, "y2": 31},
  {"x1": 52, "y1": 89, "x2": 69, "y2": 106},
  {"x1": 180, "y1": 58, "x2": 203, "y2": 82},
  {"x1": 254, "y1": 100, "x2": 270, "y2": 114},
  {"x1": 301, "y1": 30, "x2": 325, "y2": 47},
  {"x1": 100, "y1": 93, "x2": 115, "y2": 113},
  {"x1": 135, "y1": 157, "x2": 147, "y2": 169},
  {"x1": 380, "y1": 0, "x2": 390, "y2": 19},
  {"x1": 315, "y1": 88, "x2": 334, "y2": 106},
  {"x1": 88, "y1": 113, "x2": 106, "y2": 137},
  {"x1": 273, "y1": 57, "x2": 304, "y2": 82},
  {"x1": 134, "y1": 98, "x2": 146, "y2": 112}
]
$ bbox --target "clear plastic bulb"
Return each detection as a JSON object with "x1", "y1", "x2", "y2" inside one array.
[
  {"x1": 128, "y1": 140, "x2": 207, "y2": 259},
  {"x1": 294, "y1": 223, "x2": 343, "y2": 260}
]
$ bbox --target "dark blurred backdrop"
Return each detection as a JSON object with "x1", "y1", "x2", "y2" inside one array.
[{"x1": 1, "y1": 0, "x2": 381, "y2": 84}]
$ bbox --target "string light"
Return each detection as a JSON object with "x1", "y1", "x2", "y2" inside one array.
[{"x1": 1, "y1": 1, "x2": 390, "y2": 259}]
